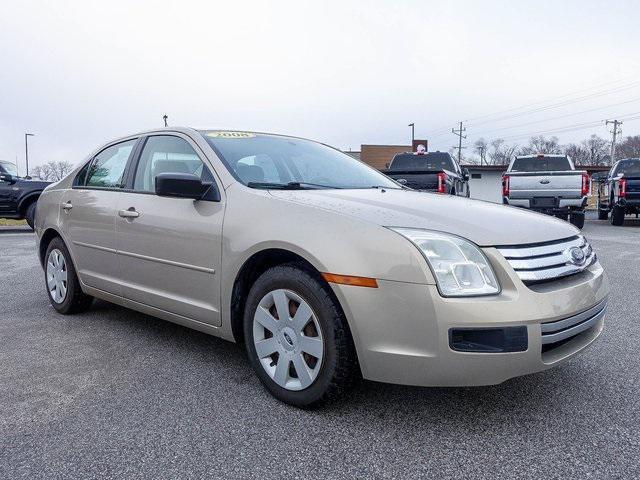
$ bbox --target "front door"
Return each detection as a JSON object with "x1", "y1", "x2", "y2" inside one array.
[
  {"x1": 63, "y1": 139, "x2": 137, "y2": 295},
  {"x1": 116, "y1": 134, "x2": 224, "y2": 326}
]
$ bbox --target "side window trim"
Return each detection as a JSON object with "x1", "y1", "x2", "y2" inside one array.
[
  {"x1": 128, "y1": 134, "x2": 220, "y2": 199},
  {"x1": 73, "y1": 138, "x2": 140, "y2": 190}
]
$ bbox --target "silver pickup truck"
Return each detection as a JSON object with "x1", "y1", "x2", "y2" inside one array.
[{"x1": 502, "y1": 154, "x2": 589, "y2": 228}]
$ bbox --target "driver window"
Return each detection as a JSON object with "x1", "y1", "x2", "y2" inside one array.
[{"x1": 134, "y1": 136, "x2": 207, "y2": 193}]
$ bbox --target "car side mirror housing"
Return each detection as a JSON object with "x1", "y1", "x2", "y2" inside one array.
[
  {"x1": 155, "y1": 173, "x2": 220, "y2": 201},
  {"x1": 463, "y1": 168, "x2": 470, "y2": 181},
  {"x1": 0, "y1": 173, "x2": 16, "y2": 184}
]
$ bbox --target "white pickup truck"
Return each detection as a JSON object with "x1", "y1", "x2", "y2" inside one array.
[{"x1": 502, "y1": 154, "x2": 589, "y2": 228}]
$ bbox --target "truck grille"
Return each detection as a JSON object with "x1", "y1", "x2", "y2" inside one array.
[{"x1": 496, "y1": 235, "x2": 596, "y2": 284}]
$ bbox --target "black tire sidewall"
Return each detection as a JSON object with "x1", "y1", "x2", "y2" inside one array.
[
  {"x1": 25, "y1": 202, "x2": 36, "y2": 229},
  {"x1": 243, "y1": 265, "x2": 344, "y2": 407}
]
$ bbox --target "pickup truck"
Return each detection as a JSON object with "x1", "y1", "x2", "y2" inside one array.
[
  {"x1": 502, "y1": 154, "x2": 589, "y2": 229},
  {"x1": 381, "y1": 151, "x2": 470, "y2": 197},
  {"x1": 0, "y1": 160, "x2": 51, "y2": 229},
  {"x1": 596, "y1": 158, "x2": 640, "y2": 226}
]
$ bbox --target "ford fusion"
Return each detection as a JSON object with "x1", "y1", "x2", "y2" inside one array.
[{"x1": 35, "y1": 128, "x2": 609, "y2": 407}]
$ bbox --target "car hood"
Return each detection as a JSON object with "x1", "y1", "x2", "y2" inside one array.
[{"x1": 269, "y1": 188, "x2": 578, "y2": 246}]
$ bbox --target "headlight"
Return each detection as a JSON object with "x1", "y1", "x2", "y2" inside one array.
[{"x1": 390, "y1": 228, "x2": 500, "y2": 297}]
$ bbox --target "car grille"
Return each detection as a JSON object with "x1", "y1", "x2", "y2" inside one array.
[
  {"x1": 496, "y1": 235, "x2": 596, "y2": 284},
  {"x1": 540, "y1": 299, "x2": 607, "y2": 352}
]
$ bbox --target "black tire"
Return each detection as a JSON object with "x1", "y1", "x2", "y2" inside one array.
[
  {"x1": 597, "y1": 208, "x2": 609, "y2": 220},
  {"x1": 569, "y1": 212, "x2": 585, "y2": 229},
  {"x1": 243, "y1": 263, "x2": 359, "y2": 407},
  {"x1": 610, "y1": 205, "x2": 625, "y2": 226},
  {"x1": 25, "y1": 202, "x2": 36, "y2": 229},
  {"x1": 44, "y1": 236, "x2": 93, "y2": 314}
]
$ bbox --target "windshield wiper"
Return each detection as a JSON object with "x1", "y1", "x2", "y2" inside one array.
[{"x1": 247, "y1": 181, "x2": 338, "y2": 190}]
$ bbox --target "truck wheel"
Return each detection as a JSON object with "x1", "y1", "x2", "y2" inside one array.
[
  {"x1": 243, "y1": 263, "x2": 359, "y2": 407},
  {"x1": 610, "y1": 205, "x2": 625, "y2": 226},
  {"x1": 45, "y1": 237, "x2": 93, "y2": 314},
  {"x1": 597, "y1": 208, "x2": 608, "y2": 220},
  {"x1": 25, "y1": 202, "x2": 36, "y2": 229},
  {"x1": 569, "y1": 212, "x2": 585, "y2": 229}
]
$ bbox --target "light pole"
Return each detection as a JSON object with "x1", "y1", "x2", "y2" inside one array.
[
  {"x1": 408, "y1": 123, "x2": 414, "y2": 149},
  {"x1": 25, "y1": 133, "x2": 35, "y2": 177}
]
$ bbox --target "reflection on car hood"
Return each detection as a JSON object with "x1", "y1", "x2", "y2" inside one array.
[{"x1": 269, "y1": 188, "x2": 578, "y2": 246}]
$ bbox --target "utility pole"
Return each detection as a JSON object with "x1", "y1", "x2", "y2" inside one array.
[
  {"x1": 452, "y1": 121, "x2": 466, "y2": 163},
  {"x1": 163, "y1": 114, "x2": 168, "y2": 127},
  {"x1": 606, "y1": 119, "x2": 622, "y2": 164},
  {"x1": 408, "y1": 123, "x2": 415, "y2": 149},
  {"x1": 25, "y1": 133, "x2": 35, "y2": 177}
]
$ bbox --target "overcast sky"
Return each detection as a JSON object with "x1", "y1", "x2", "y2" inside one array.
[{"x1": 1, "y1": 0, "x2": 640, "y2": 171}]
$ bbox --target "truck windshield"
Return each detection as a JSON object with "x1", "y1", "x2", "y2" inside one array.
[
  {"x1": 511, "y1": 156, "x2": 571, "y2": 172},
  {"x1": 616, "y1": 159, "x2": 640, "y2": 176},
  {"x1": 201, "y1": 132, "x2": 399, "y2": 189},
  {"x1": 0, "y1": 161, "x2": 18, "y2": 176},
  {"x1": 390, "y1": 153, "x2": 455, "y2": 171}
]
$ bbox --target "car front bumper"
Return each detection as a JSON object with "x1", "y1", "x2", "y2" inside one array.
[{"x1": 330, "y1": 249, "x2": 608, "y2": 387}]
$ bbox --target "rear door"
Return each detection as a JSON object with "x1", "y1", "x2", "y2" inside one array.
[
  {"x1": 115, "y1": 134, "x2": 224, "y2": 326},
  {"x1": 63, "y1": 138, "x2": 138, "y2": 295}
]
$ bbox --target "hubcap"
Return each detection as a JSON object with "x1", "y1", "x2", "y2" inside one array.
[
  {"x1": 46, "y1": 249, "x2": 68, "y2": 304},
  {"x1": 252, "y1": 289, "x2": 324, "y2": 391}
]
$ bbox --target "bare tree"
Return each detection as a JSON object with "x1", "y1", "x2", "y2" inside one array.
[
  {"x1": 616, "y1": 135, "x2": 640, "y2": 159},
  {"x1": 519, "y1": 135, "x2": 561, "y2": 155},
  {"x1": 487, "y1": 138, "x2": 518, "y2": 165},
  {"x1": 473, "y1": 138, "x2": 488, "y2": 165},
  {"x1": 31, "y1": 161, "x2": 74, "y2": 181},
  {"x1": 563, "y1": 143, "x2": 590, "y2": 166}
]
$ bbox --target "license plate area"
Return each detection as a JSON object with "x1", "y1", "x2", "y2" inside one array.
[{"x1": 532, "y1": 197, "x2": 557, "y2": 208}]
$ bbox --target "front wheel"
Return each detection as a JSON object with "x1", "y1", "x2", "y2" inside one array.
[
  {"x1": 243, "y1": 264, "x2": 359, "y2": 407},
  {"x1": 610, "y1": 205, "x2": 625, "y2": 226},
  {"x1": 44, "y1": 237, "x2": 93, "y2": 314},
  {"x1": 25, "y1": 202, "x2": 36, "y2": 229}
]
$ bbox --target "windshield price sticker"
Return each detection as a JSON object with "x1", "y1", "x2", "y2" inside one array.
[{"x1": 207, "y1": 131, "x2": 256, "y2": 139}]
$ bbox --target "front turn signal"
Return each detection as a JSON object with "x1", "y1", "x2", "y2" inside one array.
[{"x1": 321, "y1": 273, "x2": 378, "y2": 288}]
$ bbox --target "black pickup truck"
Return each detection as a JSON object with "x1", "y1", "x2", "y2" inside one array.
[
  {"x1": 596, "y1": 158, "x2": 640, "y2": 226},
  {"x1": 381, "y1": 151, "x2": 470, "y2": 196},
  {"x1": 0, "y1": 161, "x2": 51, "y2": 229}
]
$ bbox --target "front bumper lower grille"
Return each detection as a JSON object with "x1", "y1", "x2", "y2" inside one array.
[
  {"x1": 541, "y1": 299, "x2": 607, "y2": 351},
  {"x1": 496, "y1": 235, "x2": 596, "y2": 284}
]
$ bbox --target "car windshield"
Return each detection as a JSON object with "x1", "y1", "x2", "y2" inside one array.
[
  {"x1": 201, "y1": 131, "x2": 399, "y2": 189},
  {"x1": 0, "y1": 161, "x2": 18, "y2": 176},
  {"x1": 390, "y1": 152, "x2": 455, "y2": 171},
  {"x1": 616, "y1": 159, "x2": 640, "y2": 176},
  {"x1": 511, "y1": 156, "x2": 571, "y2": 172}
]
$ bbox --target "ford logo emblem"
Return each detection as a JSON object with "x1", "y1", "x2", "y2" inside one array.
[
  {"x1": 397, "y1": 179, "x2": 408, "y2": 184},
  {"x1": 566, "y1": 246, "x2": 586, "y2": 266},
  {"x1": 539, "y1": 179, "x2": 550, "y2": 184}
]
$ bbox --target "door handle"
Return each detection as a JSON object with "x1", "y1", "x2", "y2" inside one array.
[
  {"x1": 118, "y1": 208, "x2": 140, "y2": 219},
  {"x1": 62, "y1": 201, "x2": 73, "y2": 211}
]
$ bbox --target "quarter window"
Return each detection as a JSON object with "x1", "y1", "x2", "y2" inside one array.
[
  {"x1": 134, "y1": 136, "x2": 208, "y2": 193},
  {"x1": 85, "y1": 140, "x2": 136, "y2": 188}
]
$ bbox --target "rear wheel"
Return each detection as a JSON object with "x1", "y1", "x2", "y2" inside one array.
[
  {"x1": 243, "y1": 263, "x2": 359, "y2": 407},
  {"x1": 25, "y1": 202, "x2": 36, "y2": 229},
  {"x1": 45, "y1": 237, "x2": 93, "y2": 314},
  {"x1": 610, "y1": 205, "x2": 625, "y2": 226},
  {"x1": 569, "y1": 211, "x2": 585, "y2": 229}
]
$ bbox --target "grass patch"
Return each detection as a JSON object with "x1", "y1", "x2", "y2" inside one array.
[{"x1": 0, "y1": 218, "x2": 27, "y2": 226}]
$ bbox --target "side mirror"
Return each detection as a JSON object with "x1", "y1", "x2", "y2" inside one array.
[
  {"x1": 463, "y1": 168, "x2": 470, "y2": 181},
  {"x1": 0, "y1": 173, "x2": 16, "y2": 184},
  {"x1": 155, "y1": 173, "x2": 220, "y2": 201}
]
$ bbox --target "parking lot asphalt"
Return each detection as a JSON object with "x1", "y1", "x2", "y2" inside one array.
[{"x1": 1, "y1": 216, "x2": 639, "y2": 480}]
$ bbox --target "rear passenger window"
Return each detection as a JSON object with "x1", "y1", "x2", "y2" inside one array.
[
  {"x1": 86, "y1": 140, "x2": 136, "y2": 188},
  {"x1": 133, "y1": 136, "x2": 208, "y2": 193}
]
